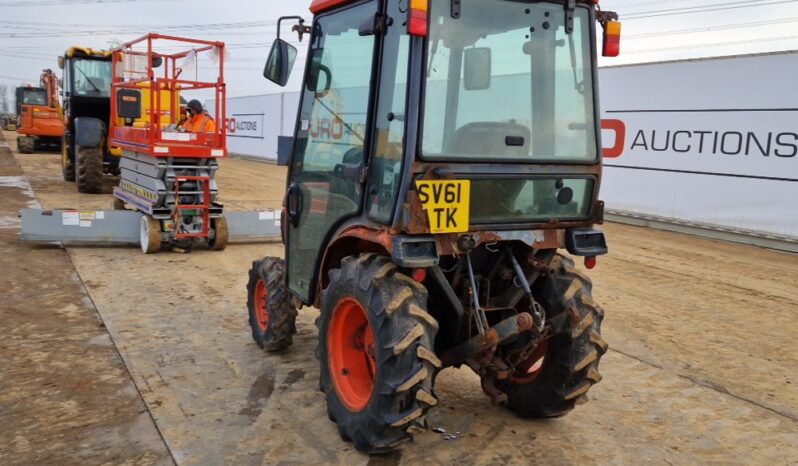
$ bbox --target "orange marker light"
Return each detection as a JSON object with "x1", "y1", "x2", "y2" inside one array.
[
  {"x1": 584, "y1": 256, "x2": 597, "y2": 269},
  {"x1": 409, "y1": 0, "x2": 429, "y2": 37},
  {"x1": 602, "y1": 21, "x2": 621, "y2": 57},
  {"x1": 412, "y1": 268, "x2": 427, "y2": 283}
]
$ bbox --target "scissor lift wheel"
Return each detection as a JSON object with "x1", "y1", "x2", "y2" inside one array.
[
  {"x1": 209, "y1": 217, "x2": 229, "y2": 251},
  {"x1": 140, "y1": 215, "x2": 162, "y2": 254}
]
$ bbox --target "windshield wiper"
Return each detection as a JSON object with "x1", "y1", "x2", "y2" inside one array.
[
  {"x1": 568, "y1": 32, "x2": 584, "y2": 93},
  {"x1": 75, "y1": 66, "x2": 101, "y2": 94},
  {"x1": 427, "y1": 36, "x2": 440, "y2": 78}
]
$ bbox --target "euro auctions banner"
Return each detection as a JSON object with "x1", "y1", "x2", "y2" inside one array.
[
  {"x1": 599, "y1": 51, "x2": 798, "y2": 239},
  {"x1": 207, "y1": 93, "x2": 299, "y2": 161},
  {"x1": 227, "y1": 113, "x2": 264, "y2": 139}
]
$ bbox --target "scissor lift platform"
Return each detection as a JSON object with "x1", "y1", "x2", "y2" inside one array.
[{"x1": 107, "y1": 33, "x2": 231, "y2": 253}]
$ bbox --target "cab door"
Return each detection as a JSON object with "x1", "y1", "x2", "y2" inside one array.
[{"x1": 284, "y1": 0, "x2": 379, "y2": 301}]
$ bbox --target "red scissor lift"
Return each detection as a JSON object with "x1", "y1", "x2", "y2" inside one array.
[{"x1": 110, "y1": 33, "x2": 229, "y2": 253}]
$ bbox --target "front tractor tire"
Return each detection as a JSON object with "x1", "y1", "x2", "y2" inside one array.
[
  {"x1": 318, "y1": 254, "x2": 440, "y2": 454},
  {"x1": 499, "y1": 254, "x2": 607, "y2": 418},
  {"x1": 246, "y1": 257, "x2": 297, "y2": 351},
  {"x1": 75, "y1": 145, "x2": 103, "y2": 193}
]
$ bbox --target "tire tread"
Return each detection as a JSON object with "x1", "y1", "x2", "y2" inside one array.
[
  {"x1": 246, "y1": 257, "x2": 298, "y2": 352},
  {"x1": 318, "y1": 254, "x2": 439, "y2": 454},
  {"x1": 501, "y1": 253, "x2": 607, "y2": 418}
]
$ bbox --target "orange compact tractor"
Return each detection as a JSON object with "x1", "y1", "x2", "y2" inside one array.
[
  {"x1": 15, "y1": 69, "x2": 64, "y2": 153},
  {"x1": 246, "y1": 0, "x2": 621, "y2": 454}
]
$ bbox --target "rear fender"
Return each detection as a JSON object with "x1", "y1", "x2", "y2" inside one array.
[
  {"x1": 314, "y1": 227, "x2": 393, "y2": 307},
  {"x1": 73, "y1": 117, "x2": 105, "y2": 147}
]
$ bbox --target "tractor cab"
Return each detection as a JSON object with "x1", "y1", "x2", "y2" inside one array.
[{"x1": 248, "y1": 0, "x2": 621, "y2": 454}]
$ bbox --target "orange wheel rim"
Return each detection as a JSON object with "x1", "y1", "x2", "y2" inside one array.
[
  {"x1": 254, "y1": 279, "x2": 269, "y2": 332},
  {"x1": 511, "y1": 339, "x2": 548, "y2": 384},
  {"x1": 328, "y1": 297, "x2": 376, "y2": 412}
]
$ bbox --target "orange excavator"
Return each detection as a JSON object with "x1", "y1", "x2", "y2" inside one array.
[{"x1": 15, "y1": 69, "x2": 64, "y2": 153}]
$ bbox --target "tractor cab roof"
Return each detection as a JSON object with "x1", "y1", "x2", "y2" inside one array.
[
  {"x1": 310, "y1": 0, "x2": 599, "y2": 14},
  {"x1": 65, "y1": 46, "x2": 112, "y2": 60},
  {"x1": 309, "y1": 0, "x2": 351, "y2": 14}
]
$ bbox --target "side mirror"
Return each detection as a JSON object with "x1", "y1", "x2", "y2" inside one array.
[
  {"x1": 463, "y1": 47, "x2": 491, "y2": 91},
  {"x1": 151, "y1": 55, "x2": 164, "y2": 68},
  {"x1": 57, "y1": 56, "x2": 65, "y2": 70},
  {"x1": 263, "y1": 38, "x2": 298, "y2": 87}
]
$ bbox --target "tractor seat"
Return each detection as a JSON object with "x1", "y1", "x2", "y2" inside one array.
[{"x1": 446, "y1": 122, "x2": 531, "y2": 158}]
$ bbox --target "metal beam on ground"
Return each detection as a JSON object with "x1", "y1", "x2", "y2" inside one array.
[{"x1": 20, "y1": 208, "x2": 281, "y2": 245}]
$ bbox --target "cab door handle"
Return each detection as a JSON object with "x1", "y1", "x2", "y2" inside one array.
[{"x1": 286, "y1": 182, "x2": 303, "y2": 227}]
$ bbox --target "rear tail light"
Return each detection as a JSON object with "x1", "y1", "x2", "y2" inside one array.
[
  {"x1": 602, "y1": 21, "x2": 621, "y2": 57},
  {"x1": 408, "y1": 0, "x2": 429, "y2": 37}
]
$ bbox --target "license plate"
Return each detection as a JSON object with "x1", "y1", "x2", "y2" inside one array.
[{"x1": 415, "y1": 179, "x2": 470, "y2": 234}]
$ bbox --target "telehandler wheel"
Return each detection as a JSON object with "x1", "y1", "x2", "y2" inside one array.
[
  {"x1": 498, "y1": 254, "x2": 607, "y2": 418},
  {"x1": 62, "y1": 139, "x2": 75, "y2": 182},
  {"x1": 209, "y1": 217, "x2": 229, "y2": 251},
  {"x1": 75, "y1": 145, "x2": 103, "y2": 194},
  {"x1": 246, "y1": 257, "x2": 297, "y2": 351},
  {"x1": 139, "y1": 215, "x2": 162, "y2": 254},
  {"x1": 318, "y1": 254, "x2": 440, "y2": 454}
]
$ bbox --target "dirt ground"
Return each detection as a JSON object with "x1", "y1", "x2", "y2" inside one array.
[
  {"x1": 2, "y1": 129, "x2": 797, "y2": 465},
  {"x1": 0, "y1": 133, "x2": 171, "y2": 465}
]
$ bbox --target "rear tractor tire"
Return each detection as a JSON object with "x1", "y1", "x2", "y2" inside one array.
[
  {"x1": 498, "y1": 253, "x2": 607, "y2": 418},
  {"x1": 75, "y1": 145, "x2": 103, "y2": 194},
  {"x1": 318, "y1": 254, "x2": 440, "y2": 454},
  {"x1": 246, "y1": 257, "x2": 297, "y2": 351},
  {"x1": 139, "y1": 215, "x2": 162, "y2": 254},
  {"x1": 209, "y1": 216, "x2": 228, "y2": 251}
]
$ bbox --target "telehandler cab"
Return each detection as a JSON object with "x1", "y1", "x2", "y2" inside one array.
[
  {"x1": 246, "y1": 0, "x2": 620, "y2": 453},
  {"x1": 58, "y1": 47, "x2": 121, "y2": 193}
]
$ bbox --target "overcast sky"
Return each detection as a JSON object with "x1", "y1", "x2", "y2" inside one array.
[{"x1": 1, "y1": 0, "x2": 797, "y2": 102}]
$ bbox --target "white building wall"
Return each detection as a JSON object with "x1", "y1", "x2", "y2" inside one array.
[{"x1": 599, "y1": 51, "x2": 798, "y2": 240}]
